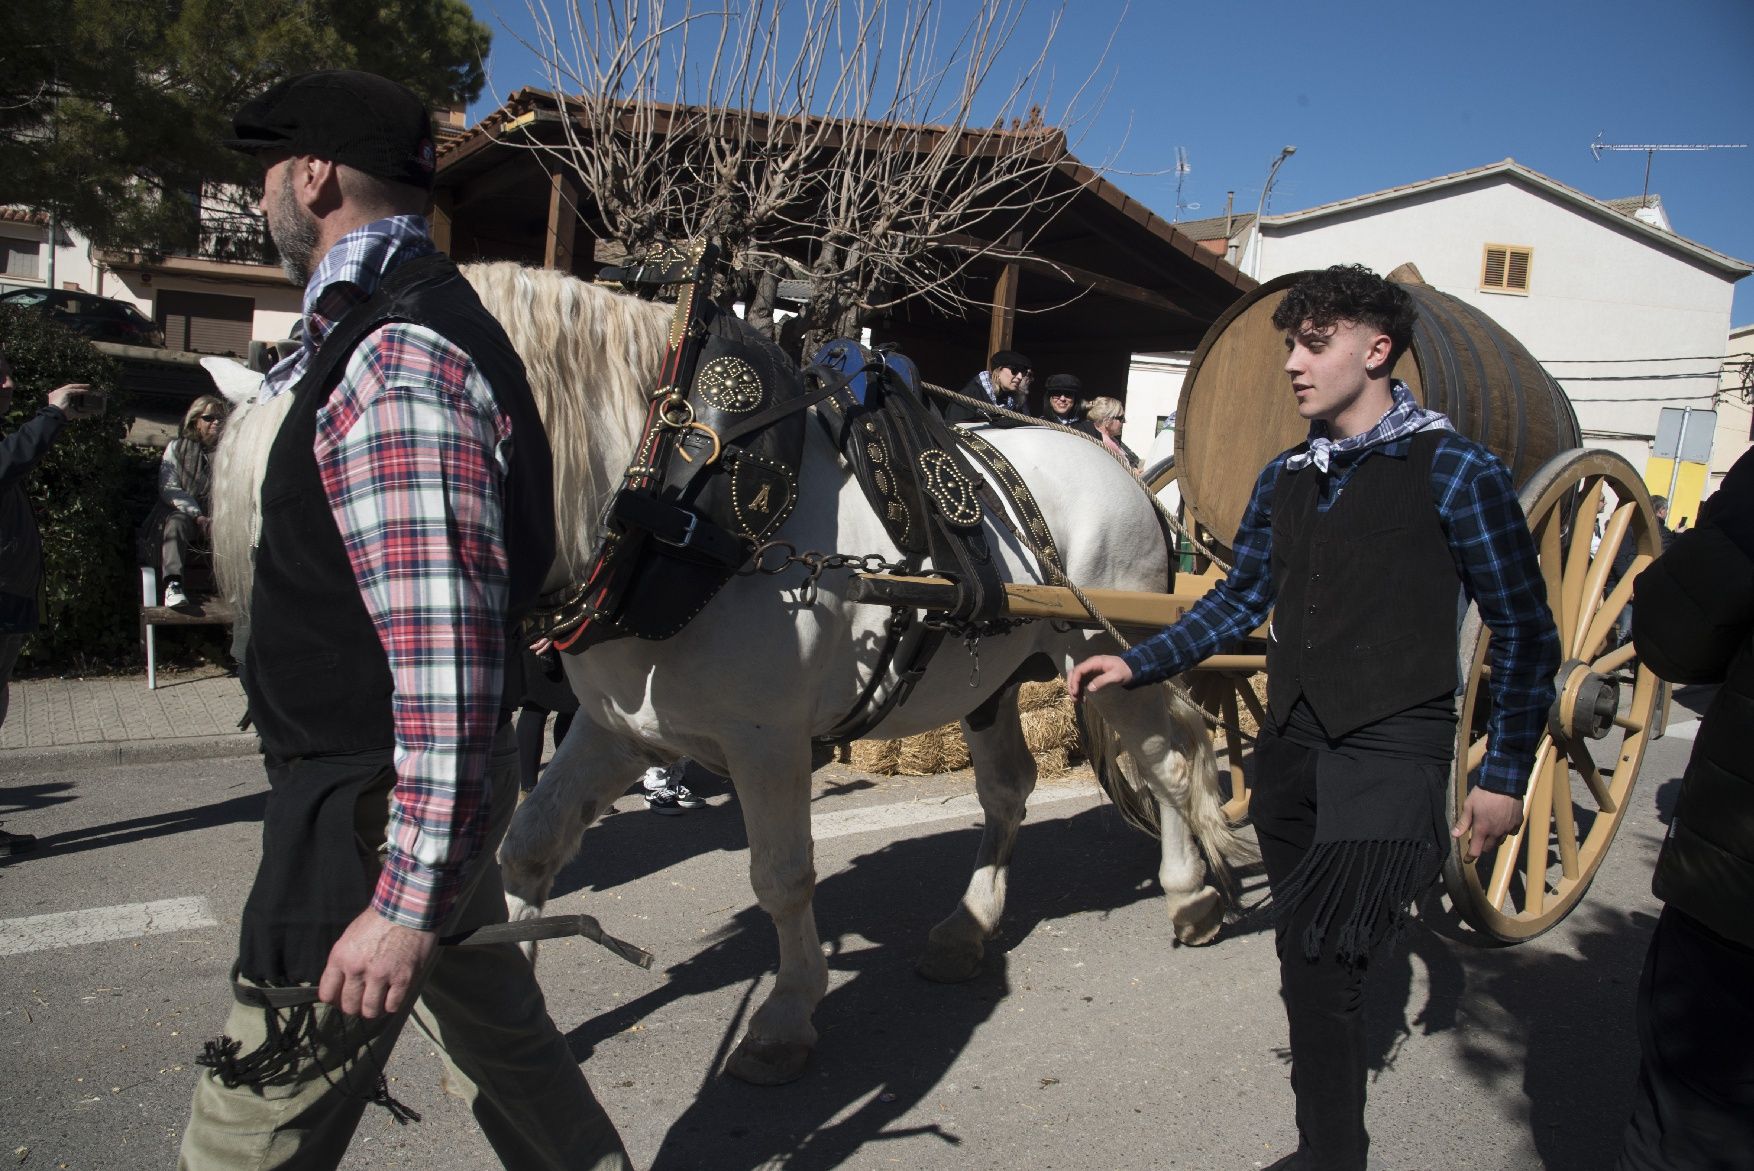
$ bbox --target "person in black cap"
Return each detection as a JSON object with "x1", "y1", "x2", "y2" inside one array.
[
  {"x1": 1040, "y1": 373, "x2": 1090, "y2": 430},
  {"x1": 941, "y1": 348, "x2": 1031, "y2": 424},
  {"x1": 179, "y1": 70, "x2": 631, "y2": 1170}
]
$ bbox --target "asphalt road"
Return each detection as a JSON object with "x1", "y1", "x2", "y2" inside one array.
[{"x1": 0, "y1": 693, "x2": 1710, "y2": 1171}]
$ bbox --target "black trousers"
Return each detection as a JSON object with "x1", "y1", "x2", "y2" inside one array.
[
  {"x1": 1616, "y1": 905, "x2": 1754, "y2": 1171},
  {"x1": 1253, "y1": 745, "x2": 1370, "y2": 1171}
]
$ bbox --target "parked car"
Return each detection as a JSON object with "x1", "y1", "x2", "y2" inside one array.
[{"x1": 0, "y1": 288, "x2": 165, "y2": 348}]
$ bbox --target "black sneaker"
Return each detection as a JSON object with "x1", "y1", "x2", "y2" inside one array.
[
  {"x1": 672, "y1": 784, "x2": 704, "y2": 809},
  {"x1": 644, "y1": 787, "x2": 686, "y2": 816},
  {"x1": 0, "y1": 828, "x2": 38, "y2": 857}
]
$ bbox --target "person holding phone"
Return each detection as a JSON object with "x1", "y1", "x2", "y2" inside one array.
[{"x1": 1, "y1": 346, "x2": 105, "y2": 856}]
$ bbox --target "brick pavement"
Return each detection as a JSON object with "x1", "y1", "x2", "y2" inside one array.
[{"x1": 0, "y1": 668, "x2": 254, "y2": 772}]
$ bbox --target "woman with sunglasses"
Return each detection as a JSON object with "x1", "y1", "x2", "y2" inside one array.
[
  {"x1": 1084, "y1": 396, "x2": 1140, "y2": 470},
  {"x1": 157, "y1": 394, "x2": 228, "y2": 610}
]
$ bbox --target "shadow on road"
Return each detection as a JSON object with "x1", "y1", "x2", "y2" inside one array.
[
  {"x1": 21, "y1": 789, "x2": 267, "y2": 861},
  {"x1": 564, "y1": 799, "x2": 1173, "y2": 1170},
  {"x1": 1366, "y1": 901, "x2": 1651, "y2": 1170}
]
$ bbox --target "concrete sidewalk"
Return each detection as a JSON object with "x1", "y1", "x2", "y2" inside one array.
[{"x1": 0, "y1": 668, "x2": 255, "y2": 774}]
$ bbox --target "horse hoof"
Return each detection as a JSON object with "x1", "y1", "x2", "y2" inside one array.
[
  {"x1": 725, "y1": 1037, "x2": 812, "y2": 1085},
  {"x1": 915, "y1": 946, "x2": 983, "y2": 984},
  {"x1": 1169, "y1": 886, "x2": 1224, "y2": 946}
]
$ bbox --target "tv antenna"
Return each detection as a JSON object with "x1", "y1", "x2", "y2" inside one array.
[
  {"x1": 1590, "y1": 134, "x2": 1746, "y2": 205},
  {"x1": 1172, "y1": 147, "x2": 1199, "y2": 221}
]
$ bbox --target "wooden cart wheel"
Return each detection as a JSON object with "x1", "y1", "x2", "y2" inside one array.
[{"x1": 1443, "y1": 449, "x2": 1667, "y2": 943}]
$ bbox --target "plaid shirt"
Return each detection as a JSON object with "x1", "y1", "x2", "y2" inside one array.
[
  {"x1": 270, "y1": 216, "x2": 514, "y2": 930},
  {"x1": 1122, "y1": 403, "x2": 1560, "y2": 798}
]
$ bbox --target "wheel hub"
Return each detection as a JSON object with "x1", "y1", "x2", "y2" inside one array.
[{"x1": 1551, "y1": 658, "x2": 1619, "y2": 741}]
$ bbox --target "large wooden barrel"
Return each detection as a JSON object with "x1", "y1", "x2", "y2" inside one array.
[{"x1": 1174, "y1": 268, "x2": 1581, "y2": 553}]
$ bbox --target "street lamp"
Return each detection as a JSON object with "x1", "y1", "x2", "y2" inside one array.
[{"x1": 1250, "y1": 145, "x2": 1296, "y2": 278}]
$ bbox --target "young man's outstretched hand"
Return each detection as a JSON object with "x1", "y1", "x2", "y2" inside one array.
[{"x1": 1066, "y1": 655, "x2": 1134, "y2": 700}]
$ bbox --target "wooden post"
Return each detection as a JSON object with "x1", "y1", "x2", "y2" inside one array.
[
  {"x1": 544, "y1": 168, "x2": 579, "y2": 273},
  {"x1": 987, "y1": 232, "x2": 1022, "y2": 357},
  {"x1": 429, "y1": 188, "x2": 454, "y2": 254}
]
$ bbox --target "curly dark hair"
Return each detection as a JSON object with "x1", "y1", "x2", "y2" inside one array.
[{"x1": 1270, "y1": 264, "x2": 1417, "y2": 367}]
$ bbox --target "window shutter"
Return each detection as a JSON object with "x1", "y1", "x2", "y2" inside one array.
[
  {"x1": 1505, "y1": 249, "x2": 1531, "y2": 290},
  {"x1": 1482, "y1": 247, "x2": 1507, "y2": 288},
  {"x1": 1480, "y1": 243, "x2": 1532, "y2": 294}
]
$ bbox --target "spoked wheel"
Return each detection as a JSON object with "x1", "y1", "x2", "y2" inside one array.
[{"x1": 1444, "y1": 450, "x2": 1668, "y2": 942}]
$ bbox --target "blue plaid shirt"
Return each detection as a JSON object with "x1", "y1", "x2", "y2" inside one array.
[{"x1": 1122, "y1": 423, "x2": 1560, "y2": 798}]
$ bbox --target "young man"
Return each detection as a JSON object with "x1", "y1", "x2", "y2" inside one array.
[
  {"x1": 1069, "y1": 264, "x2": 1560, "y2": 1170},
  {"x1": 179, "y1": 71, "x2": 630, "y2": 1169}
]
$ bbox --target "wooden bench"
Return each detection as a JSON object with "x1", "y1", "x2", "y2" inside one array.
[{"x1": 139, "y1": 565, "x2": 235, "y2": 689}]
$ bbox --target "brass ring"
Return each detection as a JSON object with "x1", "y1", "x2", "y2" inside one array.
[{"x1": 658, "y1": 395, "x2": 694, "y2": 428}]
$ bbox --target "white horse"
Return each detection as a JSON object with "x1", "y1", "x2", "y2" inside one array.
[{"x1": 212, "y1": 262, "x2": 1251, "y2": 1087}]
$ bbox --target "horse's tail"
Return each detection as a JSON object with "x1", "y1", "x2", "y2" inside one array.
[{"x1": 1077, "y1": 682, "x2": 1258, "y2": 901}]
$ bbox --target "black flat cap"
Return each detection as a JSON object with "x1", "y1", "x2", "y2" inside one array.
[
  {"x1": 225, "y1": 70, "x2": 436, "y2": 190},
  {"x1": 1044, "y1": 373, "x2": 1082, "y2": 395},
  {"x1": 989, "y1": 349, "x2": 1032, "y2": 372}
]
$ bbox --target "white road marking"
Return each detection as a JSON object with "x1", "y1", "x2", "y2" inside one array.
[
  {"x1": 0, "y1": 896, "x2": 217, "y2": 957},
  {"x1": 812, "y1": 785, "x2": 1096, "y2": 842},
  {"x1": 0, "y1": 790, "x2": 1102, "y2": 955},
  {"x1": 1664, "y1": 718, "x2": 1701, "y2": 742}
]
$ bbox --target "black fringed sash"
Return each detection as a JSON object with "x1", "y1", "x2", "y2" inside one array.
[{"x1": 1261, "y1": 698, "x2": 1455, "y2": 967}]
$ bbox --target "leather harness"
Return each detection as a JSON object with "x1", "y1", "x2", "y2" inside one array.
[{"x1": 522, "y1": 244, "x2": 1064, "y2": 742}]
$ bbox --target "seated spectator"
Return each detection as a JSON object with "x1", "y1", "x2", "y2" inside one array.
[
  {"x1": 1041, "y1": 374, "x2": 1087, "y2": 428},
  {"x1": 941, "y1": 349, "x2": 1031, "y2": 425},
  {"x1": 155, "y1": 394, "x2": 228, "y2": 610},
  {"x1": 1085, "y1": 396, "x2": 1140, "y2": 469}
]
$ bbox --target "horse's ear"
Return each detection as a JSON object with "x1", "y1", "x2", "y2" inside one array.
[{"x1": 200, "y1": 356, "x2": 266, "y2": 406}]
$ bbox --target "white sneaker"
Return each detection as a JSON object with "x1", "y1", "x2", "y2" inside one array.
[{"x1": 163, "y1": 581, "x2": 191, "y2": 610}]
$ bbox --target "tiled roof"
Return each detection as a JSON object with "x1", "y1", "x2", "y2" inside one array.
[
  {"x1": 0, "y1": 206, "x2": 49, "y2": 226},
  {"x1": 1171, "y1": 212, "x2": 1252, "y2": 242},
  {"x1": 1261, "y1": 159, "x2": 1747, "y2": 275},
  {"x1": 1603, "y1": 194, "x2": 1663, "y2": 216}
]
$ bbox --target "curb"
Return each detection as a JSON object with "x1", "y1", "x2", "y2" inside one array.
[{"x1": 0, "y1": 733, "x2": 260, "y2": 775}]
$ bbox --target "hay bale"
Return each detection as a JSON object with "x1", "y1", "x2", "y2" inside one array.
[
  {"x1": 849, "y1": 738, "x2": 901, "y2": 775},
  {"x1": 840, "y1": 677, "x2": 1086, "y2": 777}
]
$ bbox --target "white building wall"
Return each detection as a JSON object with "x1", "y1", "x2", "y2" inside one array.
[
  {"x1": 1713, "y1": 323, "x2": 1754, "y2": 495},
  {"x1": 1254, "y1": 177, "x2": 1741, "y2": 472},
  {"x1": 0, "y1": 221, "x2": 300, "y2": 347},
  {"x1": 1123, "y1": 351, "x2": 1189, "y2": 468}
]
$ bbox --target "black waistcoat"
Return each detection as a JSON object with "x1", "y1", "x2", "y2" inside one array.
[
  {"x1": 1267, "y1": 430, "x2": 1459, "y2": 738},
  {"x1": 242, "y1": 254, "x2": 555, "y2": 760}
]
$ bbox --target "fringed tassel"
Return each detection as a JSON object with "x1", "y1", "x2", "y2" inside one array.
[
  {"x1": 195, "y1": 1003, "x2": 422, "y2": 1126},
  {"x1": 195, "y1": 1002, "x2": 319, "y2": 1089},
  {"x1": 1266, "y1": 839, "x2": 1436, "y2": 966}
]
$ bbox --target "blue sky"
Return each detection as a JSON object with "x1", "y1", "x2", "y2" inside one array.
[{"x1": 467, "y1": 0, "x2": 1754, "y2": 324}]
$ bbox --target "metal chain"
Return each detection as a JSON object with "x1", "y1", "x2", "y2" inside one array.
[{"x1": 740, "y1": 539, "x2": 912, "y2": 606}]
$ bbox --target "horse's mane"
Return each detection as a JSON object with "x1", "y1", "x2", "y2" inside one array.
[{"x1": 460, "y1": 262, "x2": 671, "y2": 580}]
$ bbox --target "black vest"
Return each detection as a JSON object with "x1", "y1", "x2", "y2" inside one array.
[
  {"x1": 1267, "y1": 431, "x2": 1459, "y2": 738},
  {"x1": 242, "y1": 254, "x2": 555, "y2": 759}
]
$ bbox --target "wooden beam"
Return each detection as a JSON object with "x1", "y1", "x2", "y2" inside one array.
[
  {"x1": 429, "y1": 188, "x2": 454, "y2": 254},
  {"x1": 544, "y1": 168, "x2": 579, "y2": 273},
  {"x1": 943, "y1": 231, "x2": 1195, "y2": 318},
  {"x1": 988, "y1": 232, "x2": 1022, "y2": 356}
]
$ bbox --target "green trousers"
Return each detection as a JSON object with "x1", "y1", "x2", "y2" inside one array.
[{"x1": 179, "y1": 729, "x2": 632, "y2": 1171}]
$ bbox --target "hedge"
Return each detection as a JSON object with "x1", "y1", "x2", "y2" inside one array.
[{"x1": 1, "y1": 306, "x2": 155, "y2": 672}]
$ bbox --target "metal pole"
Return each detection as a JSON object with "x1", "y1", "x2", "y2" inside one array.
[
  {"x1": 1665, "y1": 406, "x2": 1691, "y2": 504},
  {"x1": 1251, "y1": 146, "x2": 1296, "y2": 278}
]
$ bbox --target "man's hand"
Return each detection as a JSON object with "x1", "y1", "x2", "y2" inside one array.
[
  {"x1": 46, "y1": 383, "x2": 103, "y2": 420},
  {"x1": 1066, "y1": 654, "x2": 1134, "y2": 701},
  {"x1": 318, "y1": 909, "x2": 437, "y2": 1019},
  {"x1": 1452, "y1": 787, "x2": 1525, "y2": 863}
]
